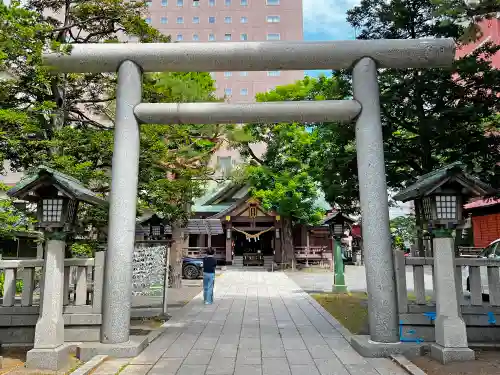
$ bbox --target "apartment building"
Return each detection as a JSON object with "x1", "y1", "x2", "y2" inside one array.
[{"x1": 144, "y1": 0, "x2": 304, "y2": 103}]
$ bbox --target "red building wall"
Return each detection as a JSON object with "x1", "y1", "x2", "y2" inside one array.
[{"x1": 472, "y1": 213, "x2": 500, "y2": 248}]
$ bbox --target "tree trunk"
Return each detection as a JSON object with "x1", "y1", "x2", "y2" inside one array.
[
  {"x1": 170, "y1": 224, "x2": 184, "y2": 288},
  {"x1": 281, "y1": 217, "x2": 295, "y2": 268}
]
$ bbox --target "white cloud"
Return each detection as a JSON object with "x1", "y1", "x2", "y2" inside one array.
[{"x1": 303, "y1": 0, "x2": 360, "y2": 39}]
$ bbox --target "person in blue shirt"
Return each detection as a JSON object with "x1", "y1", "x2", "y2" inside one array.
[{"x1": 203, "y1": 247, "x2": 217, "y2": 305}]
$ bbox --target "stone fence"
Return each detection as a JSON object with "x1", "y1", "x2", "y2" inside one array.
[
  {"x1": 0, "y1": 252, "x2": 105, "y2": 344},
  {"x1": 395, "y1": 251, "x2": 500, "y2": 342}
]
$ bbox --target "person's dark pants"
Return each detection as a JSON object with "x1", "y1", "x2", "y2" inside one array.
[{"x1": 203, "y1": 272, "x2": 215, "y2": 304}]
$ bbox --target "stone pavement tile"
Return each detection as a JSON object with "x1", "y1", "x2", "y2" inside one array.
[
  {"x1": 206, "y1": 357, "x2": 236, "y2": 374},
  {"x1": 324, "y1": 337, "x2": 351, "y2": 350},
  {"x1": 148, "y1": 358, "x2": 184, "y2": 375},
  {"x1": 367, "y1": 358, "x2": 408, "y2": 375},
  {"x1": 307, "y1": 345, "x2": 337, "y2": 359},
  {"x1": 162, "y1": 343, "x2": 193, "y2": 358},
  {"x1": 344, "y1": 364, "x2": 381, "y2": 375},
  {"x1": 214, "y1": 343, "x2": 238, "y2": 357},
  {"x1": 282, "y1": 337, "x2": 307, "y2": 350},
  {"x1": 289, "y1": 365, "x2": 321, "y2": 375},
  {"x1": 239, "y1": 337, "x2": 261, "y2": 349},
  {"x1": 285, "y1": 350, "x2": 314, "y2": 365},
  {"x1": 236, "y1": 348, "x2": 262, "y2": 365},
  {"x1": 241, "y1": 328, "x2": 260, "y2": 338},
  {"x1": 193, "y1": 336, "x2": 220, "y2": 350},
  {"x1": 130, "y1": 339, "x2": 174, "y2": 365},
  {"x1": 314, "y1": 358, "x2": 350, "y2": 375},
  {"x1": 234, "y1": 364, "x2": 263, "y2": 375},
  {"x1": 92, "y1": 359, "x2": 131, "y2": 375},
  {"x1": 262, "y1": 357, "x2": 291, "y2": 375},
  {"x1": 261, "y1": 344, "x2": 286, "y2": 358},
  {"x1": 176, "y1": 364, "x2": 207, "y2": 375},
  {"x1": 332, "y1": 348, "x2": 368, "y2": 366},
  {"x1": 183, "y1": 349, "x2": 214, "y2": 365},
  {"x1": 302, "y1": 336, "x2": 328, "y2": 347},
  {"x1": 119, "y1": 365, "x2": 152, "y2": 375}
]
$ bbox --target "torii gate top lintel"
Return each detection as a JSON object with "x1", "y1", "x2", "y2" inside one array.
[{"x1": 43, "y1": 39, "x2": 456, "y2": 74}]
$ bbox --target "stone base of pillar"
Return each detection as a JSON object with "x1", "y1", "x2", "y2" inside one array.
[
  {"x1": 26, "y1": 344, "x2": 71, "y2": 371},
  {"x1": 430, "y1": 343, "x2": 475, "y2": 364},
  {"x1": 351, "y1": 335, "x2": 425, "y2": 358},
  {"x1": 76, "y1": 335, "x2": 148, "y2": 362}
]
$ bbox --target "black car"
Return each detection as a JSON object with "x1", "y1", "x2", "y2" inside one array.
[{"x1": 182, "y1": 257, "x2": 204, "y2": 279}]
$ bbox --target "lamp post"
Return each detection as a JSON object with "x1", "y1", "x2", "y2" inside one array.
[
  {"x1": 331, "y1": 221, "x2": 348, "y2": 293},
  {"x1": 7, "y1": 166, "x2": 106, "y2": 370}
]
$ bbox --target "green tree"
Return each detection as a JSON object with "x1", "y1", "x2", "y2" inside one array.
[
  {"x1": 431, "y1": 0, "x2": 500, "y2": 41},
  {"x1": 234, "y1": 84, "x2": 332, "y2": 264},
  {"x1": 390, "y1": 215, "x2": 416, "y2": 250},
  {"x1": 0, "y1": 183, "x2": 35, "y2": 239},
  {"x1": 234, "y1": 76, "x2": 360, "y2": 215},
  {"x1": 0, "y1": 2, "x2": 233, "y2": 282},
  {"x1": 346, "y1": 0, "x2": 500, "y2": 190}
]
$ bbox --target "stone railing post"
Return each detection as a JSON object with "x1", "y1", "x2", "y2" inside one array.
[
  {"x1": 26, "y1": 235, "x2": 69, "y2": 370},
  {"x1": 430, "y1": 229, "x2": 474, "y2": 364}
]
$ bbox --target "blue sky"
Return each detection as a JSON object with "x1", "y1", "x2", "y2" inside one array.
[{"x1": 302, "y1": 0, "x2": 359, "y2": 77}]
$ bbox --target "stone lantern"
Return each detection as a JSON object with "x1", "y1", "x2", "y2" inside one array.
[
  {"x1": 324, "y1": 212, "x2": 353, "y2": 293},
  {"x1": 7, "y1": 166, "x2": 106, "y2": 370},
  {"x1": 393, "y1": 162, "x2": 494, "y2": 364}
]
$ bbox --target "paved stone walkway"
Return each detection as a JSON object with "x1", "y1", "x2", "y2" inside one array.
[{"x1": 98, "y1": 271, "x2": 407, "y2": 375}]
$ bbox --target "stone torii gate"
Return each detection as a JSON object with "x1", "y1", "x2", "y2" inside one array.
[{"x1": 43, "y1": 39, "x2": 455, "y2": 356}]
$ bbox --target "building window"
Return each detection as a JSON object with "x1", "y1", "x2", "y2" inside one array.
[
  {"x1": 224, "y1": 72, "x2": 232, "y2": 77},
  {"x1": 267, "y1": 71, "x2": 281, "y2": 76},
  {"x1": 193, "y1": 16, "x2": 200, "y2": 23},
  {"x1": 192, "y1": 0, "x2": 200, "y2": 6},
  {"x1": 267, "y1": 15, "x2": 280, "y2": 23},
  {"x1": 224, "y1": 88, "x2": 232, "y2": 96},
  {"x1": 176, "y1": 34, "x2": 183, "y2": 41},
  {"x1": 177, "y1": 16, "x2": 184, "y2": 24},
  {"x1": 240, "y1": 33, "x2": 248, "y2": 41},
  {"x1": 240, "y1": 88, "x2": 248, "y2": 95},
  {"x1": 209, "y1": 33, "x2": 215, "y2": 41},
  {"x1": 209, "y1": 0, "x2": 215, "y2": 5},
  {"x1": 241, "y1": 0, "x2": 248, "y2": 5},
  {"x1": 240, "y1": 71, "x2": 248, "y2": 76},
  {"x1": 224, "y1": 33, "x2": 232, "y2": 40},
  {"x1": 146, "y1": 1, "x2": 152, "y2": 6},
  {"x1": 209, "y1": 16, "x2": 216, "y2": 23},
  {"x1": 266, "y1": 0, "x2": 280, "y2": 4},
  {"x1": 160, "y1": 17, "x2": 167, "y2": 24},
  {"x1": 225, "y1": 0, "x2": 231, "y2": 5},
  {"x1": 240, "y1": 16, "x2": 248, "y2": 23},
  {"x1": 193, "y1": 34, "x2": 199, "y2": 41},
  {"x1": 224, "y1": 16, "x2": 232, "y2": 23},
  {"x1": 145, "y1": 17, "x2": 152, "y2": 24},
  {"x1": 267, "y1": 33, "x2": 280, "y2": 40},
  {"x1": 161, "y1": 0, "x2": 167, "y2": 6},
  {"x1": 177, "y1": 0, "x2": 183, "y2": 6}
]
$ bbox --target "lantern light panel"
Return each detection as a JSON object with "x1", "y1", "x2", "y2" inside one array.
[
  {"x1": 42, "y1": 199, "x2": 64, "y2": 222},
  {"x1": 435, "y1": 195, "x2": 457, "y2": 220},
  {"x1": 333, "y1": 224, "x2": 344, "y2": 236}
]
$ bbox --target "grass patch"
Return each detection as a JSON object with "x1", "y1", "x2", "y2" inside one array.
[
  {"x1": 312, "y1": 291, "x2": 433, "y2": 335},
  {"x1": 311, "y1": 292, "x2": 369, "y2": 335}
]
